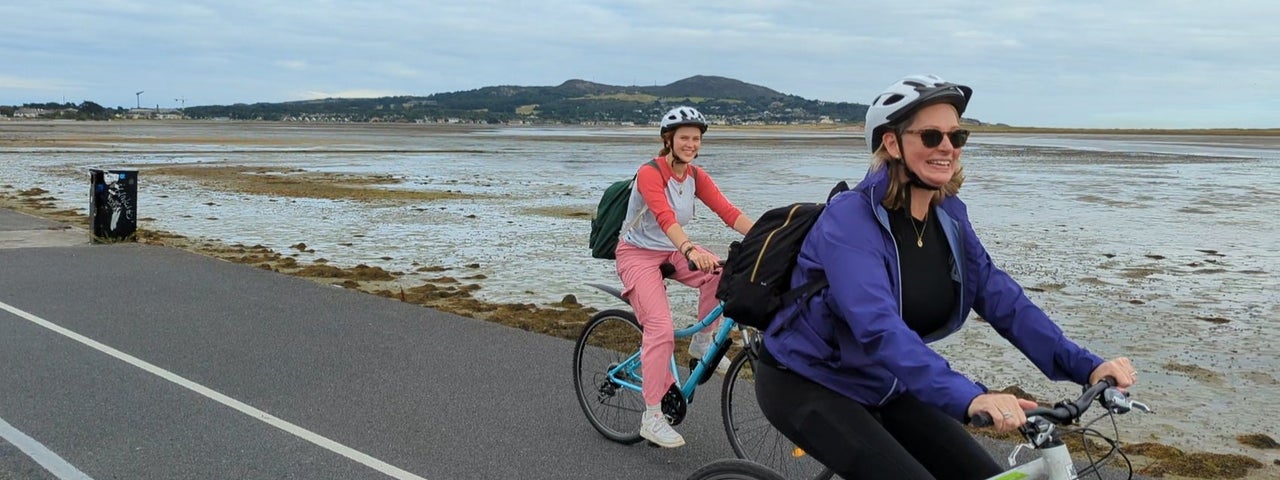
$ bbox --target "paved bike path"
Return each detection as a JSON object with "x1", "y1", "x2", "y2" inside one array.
[
  {"x1": 0, "y1": 210, "x2": 744, "y2": 479},
  {"x1": 0, "y1": 209, "x2": 1148, "y2": 480}
]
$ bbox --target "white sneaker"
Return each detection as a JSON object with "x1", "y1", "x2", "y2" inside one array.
[
  {"x1": 640, "y1": 411, "x2": 686, "y2": 448},
  {"x1": 688, "y1": 333, "x2": 731, "y2": 375}
]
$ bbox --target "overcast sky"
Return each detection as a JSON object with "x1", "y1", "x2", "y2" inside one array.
[{"x1": 3, "y1": 1, "x2": 1277, "y2": 128}]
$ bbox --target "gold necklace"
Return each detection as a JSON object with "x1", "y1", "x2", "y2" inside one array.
[{"x1": 909, "y1": 211, "x2": 928, "y2": 248}]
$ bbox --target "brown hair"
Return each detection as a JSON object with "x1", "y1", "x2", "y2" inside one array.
[
  {"x1": 869, "y1": 123, "x2": 965, "y2": 211},
  {"x1": 658, "y1": 130, "x2": 675, "y2": 157}
]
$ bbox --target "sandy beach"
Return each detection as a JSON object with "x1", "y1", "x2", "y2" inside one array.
[{"x1": 3, "y1": 121, "x2": 1278, "y2": 479}]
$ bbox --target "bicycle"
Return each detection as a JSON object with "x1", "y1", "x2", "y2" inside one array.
[
  {"x1": 687, "y1": 459, "x2": 788, "y2": 480},
  {"x1": 685, "y1": 377, "x2": 1152, "y2": 480},
  {"x1": 572, "y1": 262, "x2": 834, "y2": 480}
]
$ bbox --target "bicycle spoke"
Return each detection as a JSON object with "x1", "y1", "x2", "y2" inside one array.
[
  {"x1": 723, "y1": 351, "x2": 834, "y2": 479},
  {"x1": 574, "y1": 310, "x2": 646, "y2": 444}
]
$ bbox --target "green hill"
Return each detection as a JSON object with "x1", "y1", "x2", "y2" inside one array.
[{"x1": 183, "y1": 75, "x2": 868, "y2": 125}]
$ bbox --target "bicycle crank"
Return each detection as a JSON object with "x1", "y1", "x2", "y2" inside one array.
[{"x1": 660, "y1": 383, "x2": 688, "y2": 425}]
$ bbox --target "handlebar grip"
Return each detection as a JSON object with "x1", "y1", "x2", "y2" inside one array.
[
  {"x1": 969, "y1": 413, "x2": 993, "y2": 427},
  {"x1": 688, "y1": 259, "x2": 728, "y2": 272}
]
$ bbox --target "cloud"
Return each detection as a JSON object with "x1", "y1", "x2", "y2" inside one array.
[
  {"x1": 1, "y1": 0, "x2": 1277, "y2": 127},
  {"x1": 275, "y1": 60, "x2": 308, "y2": 70},
  {"x1": 296, "y1": 89, "x2": 408, "y2": 100},
  {"x1": 0, "y1": 75, "x2": 66, "y2": 91}
]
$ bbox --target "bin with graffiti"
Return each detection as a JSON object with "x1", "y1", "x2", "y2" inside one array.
[{"x1": 89, "y1": 168, "x2": 138, "y2": 242}]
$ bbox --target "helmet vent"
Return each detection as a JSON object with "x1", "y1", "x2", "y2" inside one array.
[
  {"x1": 659, "y1": 106, "x2": 709, "y2": 134},
  {"x1": 863, "y1": 74, "x2": 971, "y2": 153}
]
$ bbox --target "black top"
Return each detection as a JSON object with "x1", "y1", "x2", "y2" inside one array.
[{"x1": 888, "y1": 205, "x2": 956, "y2": 337}]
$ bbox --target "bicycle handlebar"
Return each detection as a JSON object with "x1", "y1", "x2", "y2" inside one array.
[
  {"x1": 970, "y1": 377, "x2": 1149, "y2": 428},
  {"x1": 688, "y1": 259, "x2": 727, "y2": 272}
]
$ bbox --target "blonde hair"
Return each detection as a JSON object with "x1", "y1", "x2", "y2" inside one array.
[{"x1": 869, "y1": 137, "x2": 965, "y2": 211}]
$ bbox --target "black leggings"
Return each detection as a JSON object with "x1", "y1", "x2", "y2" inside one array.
[{"x1": 754, "y1": 353, "x2": 1003, "y2": 480}]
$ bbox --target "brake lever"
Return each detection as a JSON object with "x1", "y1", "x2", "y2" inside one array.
[
  {"x1": 1129, "y1": 400, "x2": 1153, "y2": 414},
  {"x1": 1101, "y1": 388, "x2": 1131, "y2": 414},
  {"x1": 1101, "y1": 387, "x2": 1154, "y2": 414}
]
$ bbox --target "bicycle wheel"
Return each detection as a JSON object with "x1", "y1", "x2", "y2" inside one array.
[
  {"x1": 573, "y1": 309, "x2": 645, "y2": 444},
  {"x1": 686, "y1": 459, "x2": 787, "y2": 480},
  {"x1": 722, "y1": 350, "x2": 835, "y2": 480}
]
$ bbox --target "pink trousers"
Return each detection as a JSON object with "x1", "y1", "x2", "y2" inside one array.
[{"x1": 615, "y1": 240, "x2": 722, "y2": 405}]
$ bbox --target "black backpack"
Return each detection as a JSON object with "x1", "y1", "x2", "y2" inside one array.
[{"x1": 715, "y1": 181, "x2": 849, "y2": 329}]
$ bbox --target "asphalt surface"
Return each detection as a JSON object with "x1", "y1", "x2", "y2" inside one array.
[{"x1": 0, "y1": 209, "x2": 1147, "y2": 480}]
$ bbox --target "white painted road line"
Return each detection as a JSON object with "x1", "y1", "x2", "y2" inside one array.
[
  {"x1": 0, "y1": 300, "x2": 428, "y2": 480},
  {"x1": 0, "y1": 416, "x2": 93, "y2": 480}
]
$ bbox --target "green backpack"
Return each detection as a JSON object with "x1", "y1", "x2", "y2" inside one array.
[{"x1": 589, "y1": 160, "x2": 660, "y2": 259}]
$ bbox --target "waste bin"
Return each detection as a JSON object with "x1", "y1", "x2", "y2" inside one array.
[{"x1": 89, "y1": 168, "x2": 138, "y2": 242}]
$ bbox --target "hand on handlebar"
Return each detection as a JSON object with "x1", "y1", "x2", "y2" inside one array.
[
  {"x1": 1089, "y1": 356, "x2": 1138, "y2": 389},
  {"x1": 969, "y1": 378, "x2": 1151, "y2": 429},
  {"x1": 967, "y1": 394, "x2": 1039, "y2": 431},
  {"x1": 685, "y1": 249, "x2": 720, "y2": 272}
]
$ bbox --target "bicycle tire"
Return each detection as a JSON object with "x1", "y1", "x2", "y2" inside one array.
[
  {"x1": 686, "y1": 459, "x2": 788, "y2": 480},
  {"x1": 722, "y1": 350, "x2": 835, "y2": 480},
  {"x1": 573, "y1": 309, "x2": 645, "y2": 444}
]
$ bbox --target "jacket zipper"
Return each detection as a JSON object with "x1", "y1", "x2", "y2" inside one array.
[{"x1": 869, "y1": 185, "x2": 902, "y2": 406}]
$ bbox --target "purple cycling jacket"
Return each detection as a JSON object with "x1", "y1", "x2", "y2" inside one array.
[{"x1": 763, "y1": 167, "x2": 1103, "y2": 420}]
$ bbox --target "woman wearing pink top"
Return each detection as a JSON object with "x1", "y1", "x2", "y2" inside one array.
[{"x1": 615, "y1": 106, "x2": 755, "y2": 448}]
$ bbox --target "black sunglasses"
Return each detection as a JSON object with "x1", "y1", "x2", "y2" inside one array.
[{"x1": 901, "y1": 128, "x2": 970, "y2": 148}]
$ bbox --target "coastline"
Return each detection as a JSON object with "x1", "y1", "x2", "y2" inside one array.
[
  {"x1": 3, "y1": 185, "x2": 1273, "y2": 480},
  {"x1": 3, "y1": 118, "x2": 1279, "y2": 138},
  {"x1": 3, "y1": 122, "x2": 1278, "y2": 479}
]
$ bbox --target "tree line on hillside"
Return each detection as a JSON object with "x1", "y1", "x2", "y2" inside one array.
[
  {"x1": 182, "y1": 96, "x2": 867, "y2": 125},
  {"x1": 184, "y1": 77, "x2": 869, "y2": 124},
  {"x1": 1, "y1": 101, "x2": 121, "y2": 120},
  {"x1": 3, "y1": 76, "x2": 872, "y2": 125}
]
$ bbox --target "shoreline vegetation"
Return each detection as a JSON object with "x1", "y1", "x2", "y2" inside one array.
[
  {"x1": 967, "y1": 125, "x2": 1280, "y2": 136},
  {"x1": 717, "y1": 124, "x2": 1280, "y2": 136},
  {"x1": 2, "y1": 118, "x2": 1279, "y2": 136},
  {"x1": 2, "y1": 125, "x2": 1278, "y2": 479},
  {"x1": 4, "y1": 191, "x2": 1275, "y2": 480}
]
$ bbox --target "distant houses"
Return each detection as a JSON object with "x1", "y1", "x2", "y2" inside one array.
[
  {"x1": 1, "y1": 106, "x2": 185, "y2": 120},
  {"x1": 126, "y1": 108, "x2": 184, "y2": 120},
  {"x1": 14, "y1": 107, "x2": 76, "y2": 118}
]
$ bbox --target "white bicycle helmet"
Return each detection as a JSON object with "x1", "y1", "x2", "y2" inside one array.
[
  {"x1": 660, "y1": 106, "x2": 708, "y2": 134},
  {"x1": 865, "y1": 74, "x2": 973, "y2": 152}
]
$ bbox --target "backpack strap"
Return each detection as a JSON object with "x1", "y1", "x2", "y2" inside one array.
[
  {"x1": 828, "y1": 180, "x2": 849, "y2": 201},
  {"x1": 778, "y1": 180, "x2": 845, "y2": 310},
  {"x1": 765, "y1": 277, "x2": 827, "y2": 336},
  {"x1": 619, "y1": 160, "x2": 664, "y2": 238},
  {"x1": 779, "y1": 277, "x2": 828, "y2": 306}
]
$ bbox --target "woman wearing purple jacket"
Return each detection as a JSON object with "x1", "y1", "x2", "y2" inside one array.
[{"x1": 754, "y1": 75, "x2": 1140, "y2": 480}]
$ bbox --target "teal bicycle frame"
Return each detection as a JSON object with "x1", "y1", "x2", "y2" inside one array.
[
  {"x1": 577, "y1": 280, "x2": 834, "y2": 479},
  {"x1": 602, "y1": 301, "x2": 734, "y2": 406}
]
